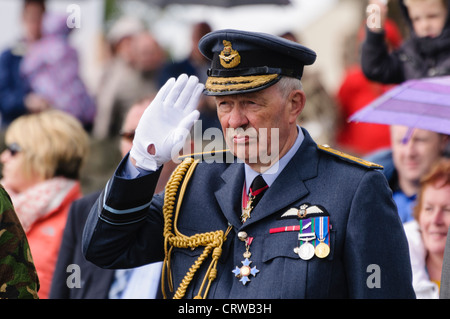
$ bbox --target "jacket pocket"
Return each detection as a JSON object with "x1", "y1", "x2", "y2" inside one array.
[
  {"x1": 259, "y1": 229, "x2": 337, "y2": 298},
  {"x1": 170, "y1": 246, "x2": 208, "y2": 298},
  {"x1": 260, "y1": 231, "x2": 307, "y2": 298},
  {"x1": 262, "y1": 231, "x2": 299, "y2": 262}
]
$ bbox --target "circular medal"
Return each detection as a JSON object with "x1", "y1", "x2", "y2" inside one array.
[
  {"x1": 315, "y1": 242, "x2": 330, "y2": 258},
  {"x1": 240, "y1": 265, "x2": 251, "y2": 277},
  {"x1": 298, "y1": 242, "x2": 315, "y2": 260}
]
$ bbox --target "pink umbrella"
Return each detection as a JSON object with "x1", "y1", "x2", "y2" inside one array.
[{"x1": 349, "y1": 76, "x2": 450, "y2": 136}]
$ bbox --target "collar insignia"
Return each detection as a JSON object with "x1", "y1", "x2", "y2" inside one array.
[{"x1": 219, "y1": 40, "x2": 241, "y2": 69}]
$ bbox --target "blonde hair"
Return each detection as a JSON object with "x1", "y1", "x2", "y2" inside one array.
[{"x1": 5, "y1": 110, "x2": 89, "y2": 180}]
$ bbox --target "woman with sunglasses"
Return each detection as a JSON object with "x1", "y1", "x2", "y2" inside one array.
[{"x1": 0, "y1": 110, "x2": 89, "y2": 298}]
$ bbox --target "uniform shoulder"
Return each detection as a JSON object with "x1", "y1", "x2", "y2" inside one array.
[{"x1": 317, "y1": 145, "x2": 383, "y2": 170}]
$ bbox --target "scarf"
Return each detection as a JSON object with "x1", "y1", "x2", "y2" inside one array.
[
  {"x1": 414, "y1": 29, "x2": 450, "y2": 58},
  {"x1": 7, "y1": 177, "x2": 78, "y2": 232}
]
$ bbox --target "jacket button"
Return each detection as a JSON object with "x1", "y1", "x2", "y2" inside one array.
[{"x1": 238, "y1": 231, "x2": 248, "y2": 241}]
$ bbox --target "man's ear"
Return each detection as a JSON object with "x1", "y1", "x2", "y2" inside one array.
[{"x1": 288, "y1": 90, "x2": 306, "y2": 124}]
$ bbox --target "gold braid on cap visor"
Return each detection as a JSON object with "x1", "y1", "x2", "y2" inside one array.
[{"x1": 205, "y1": 74, "x2": 279, "y2": 93}]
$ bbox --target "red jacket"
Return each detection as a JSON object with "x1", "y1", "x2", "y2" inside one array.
[
  {"x1": 336, "y1": 66, "x2": 395, "y2": 155},
  {"x1": 25, "y1": 182, "x2": 82, "y2": 299}
]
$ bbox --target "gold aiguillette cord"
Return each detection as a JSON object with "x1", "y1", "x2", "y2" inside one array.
[{"x1": 162, "y1": 157, "x2": 232, "y2": 299}]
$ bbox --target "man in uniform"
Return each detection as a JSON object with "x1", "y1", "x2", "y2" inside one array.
[{"x1": 82, "y1": 29, "x2": 415, "y2": 298}]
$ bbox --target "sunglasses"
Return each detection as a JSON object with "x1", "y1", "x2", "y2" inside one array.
[
  {"x1": 119, "y1": 130, "x2": 135, "y2": 141},
  {"x1": 5, "y1": 143, "x2": 22, "y2": 156}
]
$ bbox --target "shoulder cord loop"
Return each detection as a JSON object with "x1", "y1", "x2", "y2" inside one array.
[{"x1": 161, "y1": 157, "x2": 232, "y2": 299}]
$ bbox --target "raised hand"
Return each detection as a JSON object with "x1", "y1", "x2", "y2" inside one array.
[{"x1": 130, "y1": 74, "x2": 204, "y2": 171}]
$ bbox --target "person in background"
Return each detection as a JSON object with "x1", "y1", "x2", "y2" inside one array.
[
  {"x1": 0, "y1": 0, "x2": 50, "y2": 129},
  {"x1": 132, "y1": 31, "x2": 166, "y2": 89},
  {"x1": 158, "y1": 21, "x2": 211, "y2": 86},
  {"x1": 0, "y1": 110, "x2": 89, "y2": 298},
  {"x1": 0, "y1": 185, "x2": 39, "y2": 299},
  {"x1": 362, "y1": 0, "x2": 450, "y2": 83},
  {"x1": 93, "y1": 17, "x2": 165, "y2": 139},
  {"x1": 20, "y1": 12, "x2": 96, "y2": 131},
  {"x1": 403, "y1": 158, "x2": 450, "y2": 298},
  {"x1": 158, "y1": 22, "x2": 220, "y2": 134},
  {"x1": 391, "y1": 126, "x2": 448, "y2": 223},
  {"x1": 367, "y1": 126, "x2": 449, "y2": 223},
  {"x1": 336, "y1": 19, "x2": 402, "y2": 156},
  {"x1": 278, "y1": 31, "x2": 338, "y2": 147}
]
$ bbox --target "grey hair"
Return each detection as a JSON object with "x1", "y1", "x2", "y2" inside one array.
[{"x1": 276, "y1": 76, "x2": 303, "y2": 99}]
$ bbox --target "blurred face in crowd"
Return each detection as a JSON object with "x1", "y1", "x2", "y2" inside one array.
[
  {"x1": 419, "y1": 180, "x2": 450, "y2": 255},
  {"x1": 190, "y1": 22, "x2": 212, "y2": 63},
  {"x1": 22, "y1": 2, "x2": 45, "y2": 42},
  {"x1": 0, "y1": 144, "x2": 43, "y2": 193},
  {"x1": 216, "y1": 78, "x2": 304, "y2": 172},
  {"x1": 132, "y1": 32, "x2": 165, "y2": 73},
  {"x1": 390, "y1": 125, "x2": 447, "y2": 192},
  {"x1": 1, "y1": 111, "x2": 89, "y2": 194},
  {"x1": 120, "y1": 101, "x2": 148, "y2": 157},
  {"x1": 405, "y1": 0, "x2": 448, "y2": 38}
]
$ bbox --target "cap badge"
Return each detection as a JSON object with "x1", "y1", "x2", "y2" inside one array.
[{"x1": 219, "y1": 40, "x2": 241, "y2": 69}]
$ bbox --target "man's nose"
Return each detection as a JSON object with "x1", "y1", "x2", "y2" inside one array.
[{"x1": 228, "y1": 106, "x2": 249, "y2": 129}]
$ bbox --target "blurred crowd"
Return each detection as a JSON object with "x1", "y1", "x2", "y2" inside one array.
[{"x1": 0, "y1": 0, "x2": 449, "y2": 299}]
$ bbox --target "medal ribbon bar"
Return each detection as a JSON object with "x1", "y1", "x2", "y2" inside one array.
[
  {"x1": 315, "y1": 216, "x2": 329, "y2": 245},
  {"x1": 269, "y1": 225, "x2": 300, "y2": 234}
]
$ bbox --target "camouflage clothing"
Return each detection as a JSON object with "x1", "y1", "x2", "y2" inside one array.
[{"x1": 0, "y1": 185, "x2": 39, "y2": 299}]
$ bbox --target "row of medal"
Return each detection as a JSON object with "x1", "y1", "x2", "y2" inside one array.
[
  {"x1": 232, "y1": 216, "x2": 331, "y2": 286},
  {"x1": 293, "y1": 216, "x2": 330, "y2": 260}
]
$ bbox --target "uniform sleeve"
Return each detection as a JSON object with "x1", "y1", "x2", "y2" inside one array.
[
  {"x1": 344, "y1": 169, "x2": 416, "y2": 298},
  {"x1": 361, "y1": 28, "x2": 405, "y2": 84},
  {"x1": 440, "y1": 226, "x2": 450, "y2": 298},
  {"x1": 82, "y1": 156, "x2": 165, "y2": 269},
  {"x1": 49, "y1": 200, "x2": 79, "y2": 298},
  {"x1": 0, "y1": 187, "x2": 39, "y2": 299}
]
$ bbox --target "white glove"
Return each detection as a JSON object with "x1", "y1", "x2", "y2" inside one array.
[{"x1": 130, "y1": 74, "x2": 204, "y2": 171}]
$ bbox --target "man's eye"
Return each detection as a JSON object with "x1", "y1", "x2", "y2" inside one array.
[
  {"x1": 245, "y1": 101, "x2": 260, "y2": 107},
  {"x1": 217, "y1": 102, "x2": 231, "y2": 111}
]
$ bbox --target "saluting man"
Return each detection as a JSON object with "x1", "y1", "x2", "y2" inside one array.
[{"x1": 83, "y1": 29, "x2": 416, "y2": 299}]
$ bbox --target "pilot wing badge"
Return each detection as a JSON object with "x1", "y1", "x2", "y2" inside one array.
[{"x1": 281, "y1": 203, "x2": 326, "y2": 219}]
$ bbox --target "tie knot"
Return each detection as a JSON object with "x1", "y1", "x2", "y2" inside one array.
[{"x1": 250, "y1": 175, "x2": 267, "y2": 194}]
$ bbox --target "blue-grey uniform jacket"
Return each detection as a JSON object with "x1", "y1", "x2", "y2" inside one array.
[{"x1": 82, "y1": 129, "x2": 415, "y2": 299}]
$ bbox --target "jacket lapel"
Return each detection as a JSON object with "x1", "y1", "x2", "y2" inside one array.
[
  {"x1": 244, "y1": 130, "x2": 319, "y2": 227},
  {"x1": 214, "y1": 129, "x2": 319, "y2": 229},
  {"x1": 214, "y1": 162, "x2": 245, "y2": 229}
]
